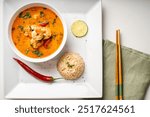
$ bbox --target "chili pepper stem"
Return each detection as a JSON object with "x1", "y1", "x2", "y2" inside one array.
[{"x1": 53, "y1": 78, "x2": 64, "y2": 81}]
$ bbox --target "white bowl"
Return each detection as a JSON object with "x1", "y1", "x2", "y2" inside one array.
[{"x1": 8, "y1": 3, "x2": 67, "y2": 63}]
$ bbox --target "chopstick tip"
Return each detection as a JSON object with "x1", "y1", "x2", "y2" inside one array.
[{"x1": 116, "y1": 29, "x2": 120, "y2": 32}]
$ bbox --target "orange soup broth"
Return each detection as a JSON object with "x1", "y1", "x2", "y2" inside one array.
[{"x1": 12, "y1": 7, "x2": 64, "y2": 58}]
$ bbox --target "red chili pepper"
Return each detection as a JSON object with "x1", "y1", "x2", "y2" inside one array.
[
  {"x1": 44, "y1": 39, "x2": 51, "y2": 48},
  {"x1": 13, "y1": 58, "x2": 61, "y2": 82},
  {"x1": 39, "y1": 21, "x2": 49, "y2": 27}
]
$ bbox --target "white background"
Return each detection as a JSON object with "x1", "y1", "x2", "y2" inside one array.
[
  {"x1": 0, "y1": 0, "x2": 4, "y2": 99},
  {"x1": 0, "y1": 0, "x2": 150, "y2": 99}
]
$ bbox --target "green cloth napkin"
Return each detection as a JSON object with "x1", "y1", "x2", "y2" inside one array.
[{"x1": 103, "y1": 40, "x2": 150, "y2": 100}]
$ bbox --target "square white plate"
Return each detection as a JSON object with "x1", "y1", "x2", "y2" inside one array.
[{"x1": 2, "y1": 0, "x2": 102, "y2": 99}]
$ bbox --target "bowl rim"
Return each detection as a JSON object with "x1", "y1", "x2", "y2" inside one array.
[{"x1": 8, "y1": 3, "x2": 67, "y2": 63}]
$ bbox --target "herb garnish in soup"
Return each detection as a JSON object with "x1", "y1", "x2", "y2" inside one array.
[{"x1": 12, "y1": 7, "x2": 64, "y2": 58}]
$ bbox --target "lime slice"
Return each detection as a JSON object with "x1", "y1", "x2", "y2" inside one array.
[{"x1": 71, "y1": 20, "x2": 88, "y2": 37}]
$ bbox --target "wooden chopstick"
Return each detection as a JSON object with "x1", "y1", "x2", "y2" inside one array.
[
  {"x1": 116, "y1": 29, "x2": 123, "y2": 100},
  {"x1": 115, "y1": 30, "x2": 119, "y2": 100},
  {"x1": 118, "y1": 30, "x2": 123, "y2": 100}
]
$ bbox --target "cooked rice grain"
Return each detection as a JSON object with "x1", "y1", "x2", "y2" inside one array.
[{"x1": 57, "y1": 52, "x2": 85, "y2": 80}]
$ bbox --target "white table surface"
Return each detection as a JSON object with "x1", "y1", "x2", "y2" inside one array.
[{"x1": 0, "y1": 0, "x2": 150, "y2": 99}]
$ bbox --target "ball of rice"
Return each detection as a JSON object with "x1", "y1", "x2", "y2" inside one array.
[{"x1": 57, "y1": 52, "x2": 85, "y2": 80}]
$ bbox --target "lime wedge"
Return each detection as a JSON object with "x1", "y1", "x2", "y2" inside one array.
[{"x1": 71, "y1": 20, "x2": 88, "y2": 37}]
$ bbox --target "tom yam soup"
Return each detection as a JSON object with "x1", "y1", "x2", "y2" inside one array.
[{"x1": 11, "y1": 6, "x2": 64, "y2": 58}]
